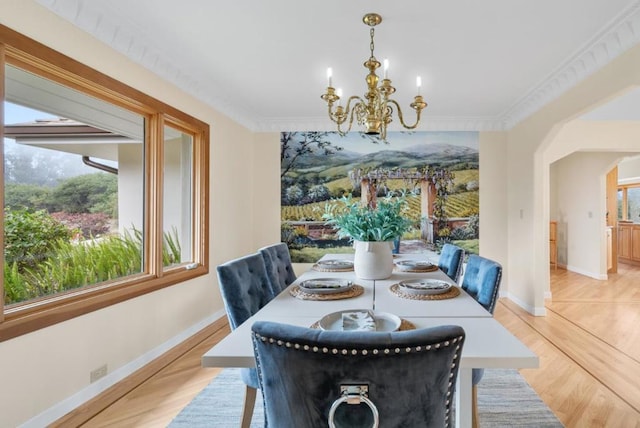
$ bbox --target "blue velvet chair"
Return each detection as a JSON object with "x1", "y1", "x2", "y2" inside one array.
[
  {"x1": 251, "y1": 321, "x2": 465, "y2": 428},
  {"x1": 259, "y1": 242, "x2": 297, "y2": 296},
  {"x1": 460, "y1": 254, "x2": 503, "y2": 428},
  {"x1": 216, "y1": 253, "x2": 274, "y2": 428},
  {"x1": 438, "y1": 243, "x2": 465, "y2": 282}
]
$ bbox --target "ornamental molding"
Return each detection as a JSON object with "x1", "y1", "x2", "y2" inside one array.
[
  {"x1": 500, "y1": 0, "x2": 640, "y2": 129},
  {"x1": 36, "y1": 0, "x2": 640, "y2": 132}
]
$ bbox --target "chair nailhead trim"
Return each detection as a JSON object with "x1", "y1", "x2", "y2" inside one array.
[{"x1": 253, "y1": 333, "x2": 462, "y2": 357}]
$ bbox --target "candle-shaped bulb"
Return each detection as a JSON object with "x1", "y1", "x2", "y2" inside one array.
[
  {"x1": 416, "y1": 76, "x2": 422, "y2": 94},
  {"x1": 327, "y1": 67, "x2": 333, "y2": 87},
  {"x1": 383, "y1": 59, "x2": 389, "y2": 79},
  {"x1": 336, "y1": 88, "x2": 343, "y2": 106}
]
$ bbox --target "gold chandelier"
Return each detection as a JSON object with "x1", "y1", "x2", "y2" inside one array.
[{"x1": 321, "y1": 13, "x2": 427, "y2": 140}]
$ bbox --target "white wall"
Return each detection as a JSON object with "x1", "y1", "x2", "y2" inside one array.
[
  {"x1": 479, "y1": 132, "x2": 509, "y2": 290},
  {"x1": 0, "y1": 2, "x2": 255, "y2": 426},
  {"x1": 551, "y1": 152, "x2": 624, "y2": 278},
  {"x1": 618, "y1": 154, "x2": 640, "y2": 183},
  {"x1": 251, "y1": 132, "x2": 282, "y2": 248}
]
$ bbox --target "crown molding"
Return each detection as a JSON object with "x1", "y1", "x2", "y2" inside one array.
[
  {"x1": 253, "y1": 116, "x2": 505, "y2": 133},
  {"x1": 499, "y1": 0, "x2": 640, "y2": 129},
  {"x1": 36, "y1": 0, "x2": 640, "y2": 133}
]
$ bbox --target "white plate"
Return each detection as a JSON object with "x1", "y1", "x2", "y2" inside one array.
[
  {"x1": 318, "y1": 310, "x2": 402, "y2": 332},
  {"x1": 316, "y1": 259, "x2": 354, "y2": 270},
  {"x1": 397, "y1": 279, "x2": 451, "y2": 295},
  {"x1": 298, "y1": 278, "x2": 353, "y2": 294},
  {"x1": 395, "y1": 259, "x2": 435, "y2": 271}
]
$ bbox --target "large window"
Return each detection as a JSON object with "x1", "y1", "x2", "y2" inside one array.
[
  {"x1": 0, "y1": 25, "x2": 209, "y2": 341},
  {"x1": 617, "y1": 184, "x2": 640, "y2": 222}
]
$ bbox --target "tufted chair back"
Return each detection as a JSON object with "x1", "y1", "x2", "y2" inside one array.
[
  {"x1": 217, "y1": 253, "x2": 274, "y2": 330},
  {"x1": 460, "y1": 255, "x2": 502, "y2": 315},
  {"x1": 216, "y1": 252, "x2": 275, "y2": 428},
  {"x1": 437, "y1": 243, "x2": 465, "y2": 283},
  {"x1": 252, "y1": 321, "x2": 465, "y2": 428},
  {"x1": 259, "y1": 243, "x2": 297, "y2": 296}
]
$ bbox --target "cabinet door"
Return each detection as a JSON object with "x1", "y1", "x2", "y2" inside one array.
[
  {"x1": 619, "y1": 226, "x2": 632, "y2": 259},
  {"x1": 632, "y1": 228, "x2": 640, "y2": 260}
]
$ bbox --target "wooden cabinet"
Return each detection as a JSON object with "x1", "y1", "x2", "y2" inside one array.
[
  {"x1": 617, "y1": 222, "x2": 640, "y2": 265},
  {"x1": 550, "y1": 221, "x2": 557, "y2": 269}
]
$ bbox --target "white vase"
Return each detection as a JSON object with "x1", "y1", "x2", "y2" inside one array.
[{"x1": 353, "y1": 240, "x2": 394, "y2": 280}]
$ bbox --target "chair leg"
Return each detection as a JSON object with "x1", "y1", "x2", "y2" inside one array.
[
  {"x1": 241, "y1": 385, "x2": 257, "y2": 428},
  {"x1": 472, "y1": 384, "x2": 479, "y2": 428}
]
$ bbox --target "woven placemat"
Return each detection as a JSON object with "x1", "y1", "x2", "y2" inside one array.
[
  {"x1": 311, "y1": 264, "x2": 354, "y2": 272},
  {"x1": 289, "y1": 284, "x2": 364, "y2": 301},
  {"x1": 394, "y1": 264, "x2": 439, "y2": 273},
  {"x1": 310, "y1": 318, "x2": 416, "y2": 331},
  {"x1": 389, "y1": 283, "x2": 460, "y2": 300}
]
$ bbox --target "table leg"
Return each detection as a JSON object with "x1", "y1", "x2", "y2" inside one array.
[
  {"x1": 372, "y1": 279, "x2": 376, "y2": 310},
  {"x1": 456, "y1": 368, "x2": 472, "y2": 428}
]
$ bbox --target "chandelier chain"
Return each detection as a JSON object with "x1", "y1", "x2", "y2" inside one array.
[{"x1": 370, "y1": 28, "x2": 375, "y2": 60}]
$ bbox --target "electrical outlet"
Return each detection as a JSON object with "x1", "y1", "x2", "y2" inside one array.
[{"x1": 90, "y1": 364, "x2": 108, "y2": 383}]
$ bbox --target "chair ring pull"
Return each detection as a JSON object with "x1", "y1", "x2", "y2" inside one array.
[{"x1": 328, "y1": 385, "x2": 379, "y2": 428}]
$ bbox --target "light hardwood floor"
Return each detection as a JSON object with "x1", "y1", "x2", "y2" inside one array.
[{"x1": 74, "y1": 265, "x2": 640, "y2": 427}]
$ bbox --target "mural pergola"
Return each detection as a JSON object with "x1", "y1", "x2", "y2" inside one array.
[{"x1": 349, "y1": 167, "x2": 454, "y2": 243}]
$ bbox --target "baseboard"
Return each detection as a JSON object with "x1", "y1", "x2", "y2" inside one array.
[
  {"x1": 22, "y1": 309, "x2": 227, "y2": 428},
  {"x1": 504, "y1": 293, "x2": 546, "y2": 316},
  {"x1": 565, "y1": 265, "x2": 607, "y2": 280}
]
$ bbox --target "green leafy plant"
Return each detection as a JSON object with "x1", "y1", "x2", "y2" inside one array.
[
  {"x1": 322, "y1": 195, "x2": 413, "y2": 242},
  {"x1": 3, "y1": 226, "x2": 183, "y2": 306},
  {"x1": 4, "y1": 208, "x2": 73, "y2": 271}
]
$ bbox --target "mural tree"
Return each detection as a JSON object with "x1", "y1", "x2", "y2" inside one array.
[{"x1": 280, "y1": 132, "x2": 343, "y2": 178}]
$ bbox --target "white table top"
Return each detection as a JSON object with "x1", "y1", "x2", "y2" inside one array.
[
  {"x1": 264, "y1": 254, "x2": 492, "y2": 318},
  {"x1": 202, "y1": 315, "x2": 538, "y2": 369}
]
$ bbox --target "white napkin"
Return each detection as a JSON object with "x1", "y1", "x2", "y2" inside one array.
[{"x1": 342, "y1": 311, "x2": 376, "y2": 331}]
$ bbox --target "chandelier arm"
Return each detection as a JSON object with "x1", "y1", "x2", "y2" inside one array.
[
  {"x1": 336, "y1": 97, "x2": 365, "y2": 136},
  {"x1": 386, "y1": 99, "x2": 423, "y2": 130},
  {"x1": 327, "y1": 95, "x2": 363, "y2": 125}
]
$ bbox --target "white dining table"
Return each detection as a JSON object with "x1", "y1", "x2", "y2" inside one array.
[{"x1": 202, "y1": 254, "x2": 538, "y2": 428}]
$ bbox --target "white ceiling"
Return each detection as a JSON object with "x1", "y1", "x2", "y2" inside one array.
[{"x1": 36, "y1": 0, "x2": 640, "y2": 131}]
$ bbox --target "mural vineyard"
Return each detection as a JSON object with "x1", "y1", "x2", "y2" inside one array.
[{"x1": 281, "y1": 192, "x2": 478, "y2": 223}]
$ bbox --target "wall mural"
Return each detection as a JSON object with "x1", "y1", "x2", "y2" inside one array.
[{"x1": 280, "y1": 131, "x2": 479, "y2": 263}]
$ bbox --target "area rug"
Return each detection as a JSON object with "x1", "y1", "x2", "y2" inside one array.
[{"x1": 169, "y1": 368, "x2": 563, "y2": 427}]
